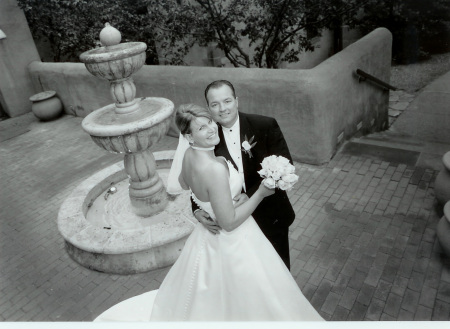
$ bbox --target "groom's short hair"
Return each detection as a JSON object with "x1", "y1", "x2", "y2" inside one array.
[{"x1": 204, "y1": 80, "x2": 236, "y2": 104}]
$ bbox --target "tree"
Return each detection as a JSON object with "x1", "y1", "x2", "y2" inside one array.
[
  {"x1": 150, "y1": 0, "x2": 365, "y2": 68},
  {"x1": 19, "y1": 0, "x2": 366, "y2": 68},
  {"x1": 17, "y1": 0, "x2": 172, "y2": 63},
  {"x1": 353, "y1": 0, "x2": 450, "y2": 64}
]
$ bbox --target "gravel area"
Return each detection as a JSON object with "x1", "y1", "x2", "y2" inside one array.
[{"x1": 390, "y1": 52, "x2": 450, "y2": 94}]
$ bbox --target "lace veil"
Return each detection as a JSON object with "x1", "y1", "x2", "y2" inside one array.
[{"x1": 167, "y1": 132, "x2": 190, "y2": 195}]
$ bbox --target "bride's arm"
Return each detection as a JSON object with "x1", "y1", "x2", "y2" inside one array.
[{"x1": 207, "y1": 163, "x2": 273, "y2": 232}]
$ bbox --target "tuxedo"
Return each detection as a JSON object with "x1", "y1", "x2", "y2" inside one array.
[{"x1": 192, "y1": 111, "x2": 295, "y2": 268}]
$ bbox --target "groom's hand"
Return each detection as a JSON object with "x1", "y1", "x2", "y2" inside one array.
[
  {"x1": 194, "y1": 210, "x2": 221, "y2": 235},
  {"x1": 233, "y1": 193, "x2": 249, "y2": 207}
]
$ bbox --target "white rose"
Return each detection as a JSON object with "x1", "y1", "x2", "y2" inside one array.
[
  {"x1": 275, "y1": 163, "x2": 286, "y2": 175},
  {"x1": 265, "y1": 155, "x2": 278, "y2": 170},
  {"x1": 271, "y1": 171, "x2": 281, "y2": 181},
  {"x1": 286, "y1": 163, "x2": 296, "y2": 174},
  {"x1": 263, "y1": 177, "x2": 276, "y2": 189},
  {"x1": 282, "y1": 173, "x2": 299, "y2": 184},
  {"x1": 261, "y1": 156, "x2": 271, "y2": 166},
  {"x1": 283, "y1": 163, "x2": 295, "y2": 175},
  {"x1": 277, "y1": 156, "x2": 290, "y2": 166},
  {"x1": 242, "y1": 140, "x2": 251, "y2": 151},
  {"x1": 276, "y1": 165, "x2": 287, "y2": 177},
  {"x1": 258, "y1": 168, "x2": 268, "y2": 177},
  {"x1": 277, "y1": 180, "x2": 291, "y2": 190}
]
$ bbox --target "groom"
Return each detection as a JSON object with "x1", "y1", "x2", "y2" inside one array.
[{"x1": 192, "y1": 80, "x2": 295, "y2": 269}]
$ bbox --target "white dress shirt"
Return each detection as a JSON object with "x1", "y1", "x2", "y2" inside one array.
[{"x1": 221, "y1": 117, "x2": 246, "y2": 191}]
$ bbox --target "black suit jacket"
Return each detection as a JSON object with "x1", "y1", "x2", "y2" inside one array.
[{"x1": 192, "y1": 112, "x2": 295, "y2": 235}]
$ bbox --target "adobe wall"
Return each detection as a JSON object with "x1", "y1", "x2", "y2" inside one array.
[
  {"x1": 0, "y1": 0, "x2": 41, "y2": 117},
  {"x1": 28, "y1": 28, "x2": 392, "y2": 164}
]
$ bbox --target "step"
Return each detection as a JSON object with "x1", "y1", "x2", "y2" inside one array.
[
  {"x1": 349, "y1": 130, "x2": 450, "y2": 171},
  {"x1": 353, "y1": 130, "x2": 424, "y2": 153}
]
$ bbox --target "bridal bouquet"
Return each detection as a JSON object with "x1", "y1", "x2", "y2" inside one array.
[{"x1": 258, "y1": 155, "x2": 299, "y2": 191}]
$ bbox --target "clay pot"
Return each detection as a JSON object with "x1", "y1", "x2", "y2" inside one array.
[
  {"x1": 435, "y1": 151, "x2": 450, "y2": 205},
  {"x1": 436, "y1": 201, "x2": 450, "y2": 257},
  {"x1": 29, "y1": 91, "x2": 63, "y2": 121}
]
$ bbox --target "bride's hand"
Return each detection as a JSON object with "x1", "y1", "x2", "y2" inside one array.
[
  {"x1": 194, "y1": 209, "x2": 221, "y2": 235},
  {"x1": 256, "y1": 181, "x2": 275, "y2": 198}
]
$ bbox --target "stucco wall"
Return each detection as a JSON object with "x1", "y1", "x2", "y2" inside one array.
[
  {"x1": 28, "y1": 28, "x2": 392, "y2": 164},
  {"x1": 0, "y1": 0, "x2": 41, "y2": 118}
]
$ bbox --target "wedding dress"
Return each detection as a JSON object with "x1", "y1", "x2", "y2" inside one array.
[{"x1": 95, "y1": 160, "x2": 324, "y2": 321}]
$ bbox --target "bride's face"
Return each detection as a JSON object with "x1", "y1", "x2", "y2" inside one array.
[{"x1": 187, "y1": 116, "x2": 219, "y2": 148}]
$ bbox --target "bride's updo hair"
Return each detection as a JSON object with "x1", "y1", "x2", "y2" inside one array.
[{"x1": 176, "y1": 104, "x2": 212, "y2": 135}]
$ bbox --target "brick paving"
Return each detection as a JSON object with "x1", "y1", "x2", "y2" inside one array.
[{"x1": 1, "y1": 112, "x2": 449, "y2": 321}]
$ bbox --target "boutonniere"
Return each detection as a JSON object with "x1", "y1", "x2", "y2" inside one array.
[{"x1": 241, "y1": 135, "x2": 257, "y2": 158}]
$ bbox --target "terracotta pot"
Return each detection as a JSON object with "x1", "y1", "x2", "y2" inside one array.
[
  {"x1": 436, "y1": 201, "x2": 450, "y2": 257},
  {"x1": 435, "y1": 151, "x2": 450, "y2": 205},
  {"x1": 30, "y1": 90, "x2": 63, "y2": 121}
]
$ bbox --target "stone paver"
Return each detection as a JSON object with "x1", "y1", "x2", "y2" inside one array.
[
  {"x1": 1, "y1": 112, "x2": 450, "y2": 322},
  {"x1": 388, "y1": 90, "x2": 415, "y2": 126}
]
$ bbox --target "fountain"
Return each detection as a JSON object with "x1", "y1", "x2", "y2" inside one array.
[{"x1": 57, "y1": 24, "x2": 195, "y2": 274}]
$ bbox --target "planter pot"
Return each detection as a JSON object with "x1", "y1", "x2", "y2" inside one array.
[
  {"x1": 435, "y1": 151, "x2": 450, "y2": 205},
  {"x1": 436, "y1": 201, "x2": 450, "y2": 257},
  {"x1": 29, "y1": 90, "x2": 63, "y2": 121}
]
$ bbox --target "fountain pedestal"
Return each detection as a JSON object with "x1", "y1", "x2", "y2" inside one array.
[
  {"x1": 125, "y1": 149, "x2": 167, "y2": 216},
  {"x1": 79, "y1": 38, "x2": 173, "y2": 217}
]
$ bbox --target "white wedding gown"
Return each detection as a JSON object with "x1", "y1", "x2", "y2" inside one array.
[{"x1": 95, "y1": 161, "x2": 324, "y2": 321}]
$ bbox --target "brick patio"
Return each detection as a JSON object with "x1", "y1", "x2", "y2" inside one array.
[{"x1": 0, "y1": 112, "x2": 449, "y2": 321}]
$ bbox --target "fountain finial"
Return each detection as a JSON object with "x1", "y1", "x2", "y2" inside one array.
[{"x1": 99, "y1": 23, "x2": 121, "y2": 47}]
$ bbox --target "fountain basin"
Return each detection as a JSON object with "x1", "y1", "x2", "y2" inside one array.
[
  {"x1": 79, "y1": 42, "x2": 147, "y2": 80},
  {"x1": 57, "y1": 150, "x2": 196, "y2": 274},
  {"x1": 82, "y1": 97, "x2": 174, "y2": 149}
]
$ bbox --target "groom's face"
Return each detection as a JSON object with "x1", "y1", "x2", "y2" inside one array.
[{"x1": 206, "y1": 85, "x2": 239, "y2": 129}]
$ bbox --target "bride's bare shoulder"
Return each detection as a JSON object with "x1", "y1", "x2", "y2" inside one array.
[
  {"x1": 207, "y1": 158, "x2": 228, "y2": 175},
  {"x1": 215, "y1": 156, "x2": 229, "y2": 171}
]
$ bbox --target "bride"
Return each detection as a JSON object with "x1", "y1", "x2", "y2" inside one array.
[{"x1": 95, "y1": 104, "x2": 324, "y2": 321}]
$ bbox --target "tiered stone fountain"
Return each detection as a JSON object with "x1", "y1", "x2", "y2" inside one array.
[{"x1": 57, "y1": 24, "x2": 195, "y2": 274}]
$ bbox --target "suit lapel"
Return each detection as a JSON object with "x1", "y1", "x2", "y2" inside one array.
[
  {"x1": 239, "y1": 113, "x2": 253, "y2": 186},
  {"x1": 215, "y1": 125, "x2": 239, "y2": 172}
]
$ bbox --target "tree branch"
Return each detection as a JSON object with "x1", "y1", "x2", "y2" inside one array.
[
  {"x1": 264, "y1": 0, "x2": 294, "y2": 67},
  {"x1": 196, "y1": 0, "x2": 250, "y2": 67},
  {"x1": 269, "y1": 0, "x2": 369, "y2": 56}
]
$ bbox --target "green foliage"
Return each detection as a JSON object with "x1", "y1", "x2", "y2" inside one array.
[{"x1": 353, "y1": 0, "x2": 450, "y2": 64}]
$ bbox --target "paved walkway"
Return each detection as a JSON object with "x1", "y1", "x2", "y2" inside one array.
[
  {"x1": 1, "y1": 72, "x2": 450, "y2": 322},
  {"x1": 392, "y1": 71, "x2": 450, "y2": 144}
]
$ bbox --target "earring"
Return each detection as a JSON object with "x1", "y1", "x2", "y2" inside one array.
[{"x1": 189, "y1": 141, "x2": 194, "y2": 146}]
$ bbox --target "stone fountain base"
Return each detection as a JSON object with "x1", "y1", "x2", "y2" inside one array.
[
  {"x1": 436, "y1": 201, "x2": 450, "y2": 257},
  {"x1": 57, "y1": 151, "x2": 196, "y2": 274}
]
